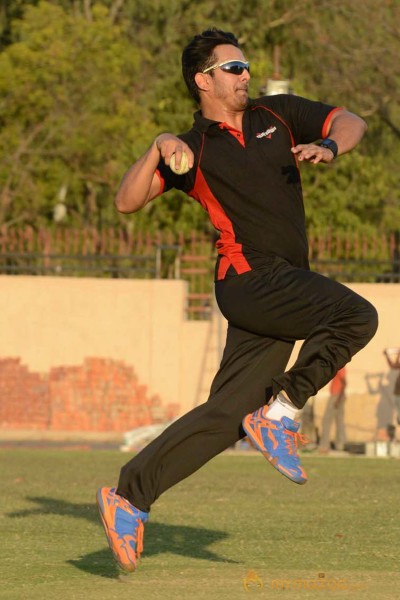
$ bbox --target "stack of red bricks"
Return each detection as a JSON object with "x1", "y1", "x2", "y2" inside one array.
[
  {"x1": 0, "y1": 358, "x2": 50, "y2": 429},
  {"x1": 0, "y1": 357, "x2": 178, "y2": 432}
]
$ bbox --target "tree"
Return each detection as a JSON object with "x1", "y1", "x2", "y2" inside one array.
[{"x1": 0, "y1": 1, "x2": 154, "y2": 229}]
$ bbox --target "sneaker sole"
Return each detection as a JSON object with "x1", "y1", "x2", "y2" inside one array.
[
  {"x1": 242, "y1": 414, "x2": 307, "y2": 485},
  {"x1": 96, "y1": 489, "x2": 137, "y2": 572}
]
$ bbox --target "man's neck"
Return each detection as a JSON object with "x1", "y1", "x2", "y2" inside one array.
[{"x1": 200, "y1": 104, "x2": 246, "y2": 131}]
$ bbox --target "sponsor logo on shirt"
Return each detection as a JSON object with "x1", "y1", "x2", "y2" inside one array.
[{"x1": 256, "y1": 126, "x2": 277, "y2": 139}]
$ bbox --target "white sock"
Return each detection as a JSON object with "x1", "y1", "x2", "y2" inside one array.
[{"x1": 267, "y1": 392, "x2": 299, "y2": 421}]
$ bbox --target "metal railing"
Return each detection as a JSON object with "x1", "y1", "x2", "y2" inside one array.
[
  {"x1": 309, "y1": 258, "x2": 400, "y2": 283},
  {"x1": 0, "y1": 249, "x2": 399, "y2": 320},
  {"x1": 0, "y1": 252, "x2": 157, "y2": 277},
  {"x1": 0, "y1": 226, "x2": 399, "y2": 319}
]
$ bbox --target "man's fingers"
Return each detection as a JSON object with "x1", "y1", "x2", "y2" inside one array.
[
  {"x1": 166, "y1": 146, "x2": 194, "y2": 169},
  {"x1": 291, "y1": 144, "x2": 333, "y2": 164},
  {"x1": 155, "y1": 134, "x2": 194, "y2": 169},
  {"x1": 170, "y1": 147, "x2": 184, "y2": 168}
]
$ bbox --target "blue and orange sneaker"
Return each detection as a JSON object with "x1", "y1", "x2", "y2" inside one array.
[
  {"x1": 242, "y1": 406, "x2": 309, "y2": 484},
  {"x1": 96, "y1": 486, "x2": 149, "y2": 572}
]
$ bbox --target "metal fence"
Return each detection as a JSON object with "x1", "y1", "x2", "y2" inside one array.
[{"x1": 0, "y1": 226, "x2": 399, "y2": 319}]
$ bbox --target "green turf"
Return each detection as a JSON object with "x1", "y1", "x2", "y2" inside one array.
[{"x1": 1, "y1": 449, "x2": 400, "y2": 600}]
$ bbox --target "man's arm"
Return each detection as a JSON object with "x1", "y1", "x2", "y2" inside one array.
[
  {"x1": 291, "y1": 110, "x2": 367, "y2": 165},
  {"x1": 115, "y1": 133, "x2": 194, "y2": 214},
  {"x1": 384, "y1": 348, "x2": 400, "y2": 369}
]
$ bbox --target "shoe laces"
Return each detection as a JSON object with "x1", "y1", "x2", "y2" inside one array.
[
  {"x1": 284, "y1": 430, "x2": 310, "y2": 455},
  {"x1": 115, "y1": 493, "x2": 134, "y2": 514}
]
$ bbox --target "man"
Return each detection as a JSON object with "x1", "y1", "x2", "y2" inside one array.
[
  {"x1": 319, "y1": 367, "x2": 347, "y2": 453},
  {"x1": 97, "y1": 28, "x2": 378, "y2": 572},
  {"x1": 384, "y1": 348, "x2": 400, "y2": 424}
]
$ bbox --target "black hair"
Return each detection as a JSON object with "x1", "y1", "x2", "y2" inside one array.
[{"x1": 182, "y1": 28, "x2": 240, "y2": 104}]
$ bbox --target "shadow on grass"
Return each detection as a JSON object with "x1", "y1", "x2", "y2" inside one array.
[
  {"x1": 8, "y1": 496, "x2": 238, "y2": 578},
  {"x1": 69, "y1": 520, "x2": 237, "y2": 579},
  {"x1": 68, "y1": 549, "x2": 121, "y2": 579}
]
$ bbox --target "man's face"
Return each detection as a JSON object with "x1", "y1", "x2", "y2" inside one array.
[{"x1": 205, "y1": 44, "x2": 250, "y2": 110}]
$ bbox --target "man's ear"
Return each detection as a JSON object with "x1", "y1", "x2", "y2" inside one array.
[{"x1": 194, "y1": 72, "x2": 211, "y2": 94}]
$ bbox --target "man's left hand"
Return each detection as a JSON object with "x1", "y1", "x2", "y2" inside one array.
[{"x1": 291, "y1": 143, "x2": 335, "y2": 164}]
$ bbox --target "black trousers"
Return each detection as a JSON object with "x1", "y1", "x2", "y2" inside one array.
[{"x1": 117, "y1": 257, "x2": 378, "y2": 512}]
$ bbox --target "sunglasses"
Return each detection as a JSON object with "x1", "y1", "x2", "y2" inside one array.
[{"x1": 202, "y1": 59, "x2": 250, "y2": 76}]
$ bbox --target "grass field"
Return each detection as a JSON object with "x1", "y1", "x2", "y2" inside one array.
[{"x1": 2, "y1": 449, "x2": 400, "y2": 600}]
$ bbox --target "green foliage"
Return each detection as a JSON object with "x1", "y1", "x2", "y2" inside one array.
[
  {"x1": 0, "y1": 1, "x2": 154, "y2": 228},
  {"x1": 0, "y1": 0, "x2": 399, "y2": 235},
  {"x1": 302, "y1": 152, "x2": 397, "y2": 233}
]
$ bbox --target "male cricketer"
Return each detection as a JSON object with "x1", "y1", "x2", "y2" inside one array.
[{"x1": 97, "y1": 28, "x2": 378, "y2": 571}]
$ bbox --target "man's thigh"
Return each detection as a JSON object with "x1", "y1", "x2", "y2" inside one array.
[{"x1": 216, "y1": 257, "x2": 359, "y2": 341}]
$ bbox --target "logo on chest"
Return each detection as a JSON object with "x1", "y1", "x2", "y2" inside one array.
[{"x1": 256, "y1": 126, "x2": 277, "y2": 140}]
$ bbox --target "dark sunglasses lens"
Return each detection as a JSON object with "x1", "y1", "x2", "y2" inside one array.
[
  {"x1": 221, "y1": 63, "x2": 249, "y2": 75},
  {"x1": 229, "y1": 66, "x2": 245, "y2": 75}
]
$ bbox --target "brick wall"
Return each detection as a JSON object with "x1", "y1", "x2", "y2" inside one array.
[
  {"x1": 0, "y1": 357, "x2": 179, "y2": 432},
  {"x1": 0, "y1": 358, "x2": 50, "y2": 429}
]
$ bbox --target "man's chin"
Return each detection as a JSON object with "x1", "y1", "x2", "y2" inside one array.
[{"x1": 237, "y1": 93, "x2": 249, "y2": 110}]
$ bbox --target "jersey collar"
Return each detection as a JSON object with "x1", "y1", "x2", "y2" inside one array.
[{"x1": 193, "y1": 110, "x2": 220, "y2": 132}]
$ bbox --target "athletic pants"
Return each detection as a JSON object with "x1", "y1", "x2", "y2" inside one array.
[{"x1": 117, "y1": 256, "x2": 378, "y2": 512}]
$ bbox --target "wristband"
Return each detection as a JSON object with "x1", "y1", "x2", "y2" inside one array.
[{"x1": 320, "y1": 138, "x2": 338, "y2": 158}]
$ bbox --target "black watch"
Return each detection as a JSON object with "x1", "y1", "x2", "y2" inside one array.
[{"x1": 320, "y1": 138, "x2": 338, "y2": 159}]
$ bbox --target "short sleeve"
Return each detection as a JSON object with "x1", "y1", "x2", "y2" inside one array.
[{"x1": 258, "y1": 95, "x2": 342, "y2": 145}]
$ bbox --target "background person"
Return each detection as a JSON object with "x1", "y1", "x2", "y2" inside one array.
[
  {"x1": 319, "y1": 367, "x2": 347, "y2": 453},
  {"x1": 365, "y1": 371, "x2": 395, "y2": 442},
  {"x1": 383, "y1": 348, "x2": 400, "y2": 425}
]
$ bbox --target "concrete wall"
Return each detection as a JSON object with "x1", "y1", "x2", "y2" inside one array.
[
  {"x1": 0, "y1": 276, "x2": 399, "y2": 440},
  {"x1": 0, "y1": 276, "x2": 188, "y2": 411}
]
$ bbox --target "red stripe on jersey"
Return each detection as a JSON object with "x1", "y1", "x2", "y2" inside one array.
[
  {"x1": 155, "y1": 169, "x2": 166, "y2": 195},
  {"x1": 322, "y1": 107, "x2": 344, "y2": 138},
  {"x1": 218, "y1": 255, "x2": 231, "y2": 280},
  {"x1": 188, "y1": 168, "x2": 251, "y2": 280}
]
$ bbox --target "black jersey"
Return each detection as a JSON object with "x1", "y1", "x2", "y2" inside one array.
[{"x1": 156, "y1": 94, "x2": 341, "y2": 280}]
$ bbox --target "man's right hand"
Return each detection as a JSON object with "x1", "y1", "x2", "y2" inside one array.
[
  {"x1": 155, "y1": 133, "x2": 194, "y2": 172},
  {"x1": 115, "y1": 133, "x2": 194, "y2": 214}
]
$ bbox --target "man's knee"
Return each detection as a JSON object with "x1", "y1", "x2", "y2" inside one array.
[
  {"x1": 336, "y1": 293, "x2": 378, "y2": 347},
  {"x1": 360, "y1": 299, "x2": 379, "y2": 342},
  {"x1": 352, "y1": 297, "x2": 379, "y2": 345}
]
